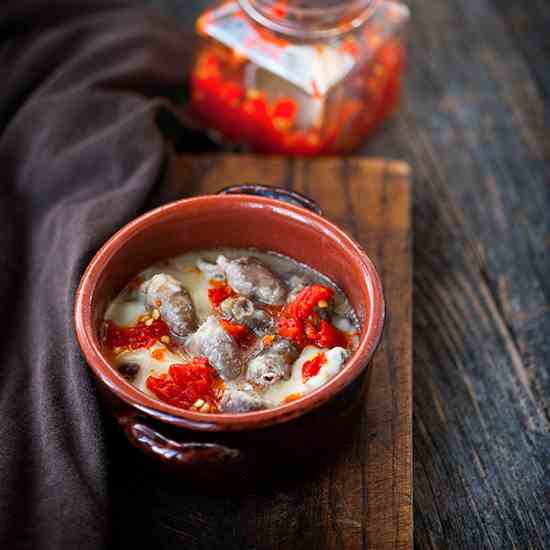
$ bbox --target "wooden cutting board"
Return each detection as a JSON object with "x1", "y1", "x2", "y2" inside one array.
[{"x1": 166, "y1": 154, "x2": 412, "y2": 550}]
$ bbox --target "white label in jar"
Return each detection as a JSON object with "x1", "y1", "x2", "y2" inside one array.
[
  {"x1": 198, "y1": 1, "x2": 409, "y2": 97},
  {"x1": 198, "y1": 2, "x2": 355, "y2": 96}
]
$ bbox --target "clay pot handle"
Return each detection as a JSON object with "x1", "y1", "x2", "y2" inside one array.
[
  {"x1": 118, "y1": 413, "x2": 242, "y2": 466},
  {"x1": 218, "y1": 183, "x2": 323, "y2": 216}
]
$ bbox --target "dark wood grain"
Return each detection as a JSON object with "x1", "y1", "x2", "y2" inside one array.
[
  {"x1": 366, "y1": 2, "x2": 550, "y2": 549},
  {"x1": 132, "y1": 0, "x2": 550, "y2": 548},
  {"x1": 106, "y1": 155, "x2": 412, "y2": 550}
]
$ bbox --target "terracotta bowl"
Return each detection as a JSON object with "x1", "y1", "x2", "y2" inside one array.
[{"x1": 74, "y1": 186, "x2": 384, "y2": 478}]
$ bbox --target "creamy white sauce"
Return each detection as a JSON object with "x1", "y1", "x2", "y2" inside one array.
[
  {"x1": 105, "y1": 299, "x2": 146, "y2": 326},
  {"x1": 104, "y1": 248, "x2": 360, "y2": 410},
  {"x1": 114, "y1": 343, "x2": 184, "y2": 394},
  {"x1": 263, "y1": 345, "x2": 349, "y2": 405}
]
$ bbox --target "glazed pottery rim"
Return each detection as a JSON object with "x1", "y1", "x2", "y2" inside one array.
[{"x1": 74, "y1": 194, "x2": 385, "y2": 431}]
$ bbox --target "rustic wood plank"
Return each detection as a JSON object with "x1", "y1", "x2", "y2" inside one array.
[
  {"x1": 347, "y1": 160, "x2": 412, "y2": 550},
  {"x1": 106, "y1": 154, "x2": 412, "y2": 550}
]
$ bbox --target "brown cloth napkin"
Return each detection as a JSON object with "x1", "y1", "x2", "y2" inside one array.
[{"x1": 0, "y1": 1, "x2": 213, "y2": 547}]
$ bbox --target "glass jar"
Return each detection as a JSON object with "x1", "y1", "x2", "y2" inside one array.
[{"x1": 190, "y1": 0, "x2": 409, "y2": 156}]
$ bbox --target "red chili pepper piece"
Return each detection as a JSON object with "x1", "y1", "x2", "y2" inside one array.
[
  {"x1": 302, "y1": 353, "x2": 327, "y2": 383},
  {"x1": 277, "y1": 315, "x2": 304, "y2": 345},
  {"x1": 272, "y1": 98, "x2": 297, "y2": 120},
  {"x1": 105, "y1": 319, "x2": 169, "y2": 351},
  {"x1": 277, "y1": 285, "x2": 347, "y2": 349},
  {"x1": 304, "y1": 319, "x2": 318, "y2": 342},
  {"x1": 146, "y1": 357, "x2": 222, "y2": 411},
  {"x1": 286, "y1": 285, "x2": 334, "y2": 321},
  {"x1": 313, "y1": 320, "x2": 347, "y2": 349},
  {"x1": 208, "y1": 283, "x2": 234, "y2": 308}
]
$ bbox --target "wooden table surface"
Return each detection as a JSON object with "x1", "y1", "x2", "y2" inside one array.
[{"x1": 134, "y1": 1, "x2": 550, "y2": 548}]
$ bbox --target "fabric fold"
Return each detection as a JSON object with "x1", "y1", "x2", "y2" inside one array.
[{"x1": 0, "y1": 2, "x2": 206, "y2": 547}]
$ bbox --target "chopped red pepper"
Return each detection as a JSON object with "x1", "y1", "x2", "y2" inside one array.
[
  {"x1": 313, "y1": 320, "x2": 347, "y2": 349},
  {"x1": 285, "y1": 285, "x2": 334, "y2": 322},
  {"x1": 104, "y1": 319, "x2": 169, "y2": 351},
  {"x1": 277, "y1": 284, "x2": 347, "y2": 350},
  {"x1": 146, "y1": 357, "x2": 223, "y2": 411},
  {"x1": 208, "y1": 282, "x2": 234, "y2": 308},
  {"x1": 277, "y1": 315, "x2": 305, "y2": 346},
  {"x1": 190, "y1": 40, "x2": 404, "y2": 156},
  {"x1": 302, "y1": 353, "x2": 327, "y2": 383},
  {"x1": 304, "y1": 318, "x2": 319, "y2": 342},
  {"x1": 272, "y1": 98, "x2": 297, "y2": 121}
]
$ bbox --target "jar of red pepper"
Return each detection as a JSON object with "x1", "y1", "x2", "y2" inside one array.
[{"x1": 190, "y1": 0, "x2": 409, "y2": 156}]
